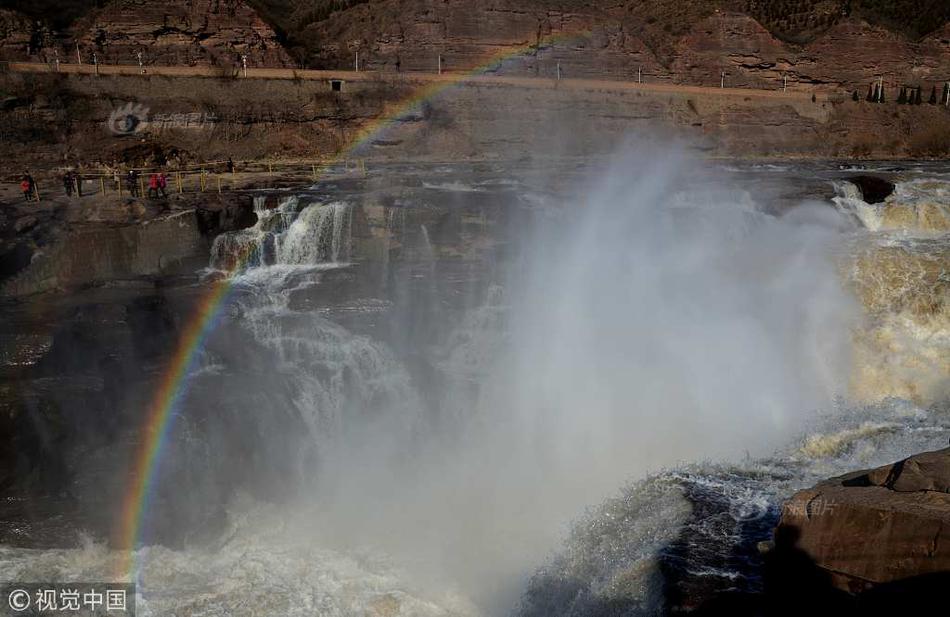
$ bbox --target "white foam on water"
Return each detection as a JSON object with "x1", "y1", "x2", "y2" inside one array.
[{"x1": 5, "y1": 152, "x2": 950, "y2": 617}]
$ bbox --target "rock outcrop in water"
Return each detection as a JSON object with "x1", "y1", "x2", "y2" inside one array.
[
  {"x1": 195, "y1": 194, "x2": 260, "y2": 237},
  {"x1": 776, "y1": 447, "x2": 950, "y2": 594},
  {"x1": 849, "y1": 175, "x2": 895, "y2": 204}
]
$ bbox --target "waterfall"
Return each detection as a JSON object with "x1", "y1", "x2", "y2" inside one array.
[
  {"x1": 277, "y1": 202, "x2": 353, "y2": 265},
  {"x1": 210, "y1": 197, "x2": 353, "y2": 270},
  {"x1": 832, "y1": 180, "x2": 883, "y2": 231},
  {"x1": 832, "y1": 178, "x2": 950, "y2": 233}
]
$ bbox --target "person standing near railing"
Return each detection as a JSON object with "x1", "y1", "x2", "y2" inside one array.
[
  {"x1": 147, "y1": 173, "x2": 159, "y2": 198},
  {"x1": 126, "y1": 170, "x2": 139, "y2": 196},
  {"x1": 20, "y1": 175, "x2": 33, "y2": 202}
]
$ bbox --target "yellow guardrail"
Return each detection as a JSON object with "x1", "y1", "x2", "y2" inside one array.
[{"x1": 4, "y1": 159, "x2": 368, "y2": 201}]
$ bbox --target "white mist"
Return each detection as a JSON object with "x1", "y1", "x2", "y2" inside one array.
[{"x1": 295, "y1": 145, "x2": 857, "y2": 614}]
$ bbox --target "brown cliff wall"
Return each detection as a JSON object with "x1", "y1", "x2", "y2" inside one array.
[
  {"x1": 0, "y1": 0, "x2": 292, "y2": 68},
  {"x1": 302, "y1": 3, "x2": 949, "y2": 92},
  {"x1": 1, "y1": 2, "x2": 947, "y2": 95},
  {"x1": 1, "y1": 69, "x2": 948, "y2": 172}
]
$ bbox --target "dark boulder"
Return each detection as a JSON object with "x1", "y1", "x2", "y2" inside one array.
[
  {"x1": 849, "y1": 175, "x2": 895, "y2": 204},
  {"x1": 775, "y1": 447, "x2": 950, "y2": 594},
  {"x1": 195, "y1": 195, "x2": 258, "y2": 237}
]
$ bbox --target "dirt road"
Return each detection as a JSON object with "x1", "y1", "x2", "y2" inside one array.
[{"x1": 5, "y1": 61, "x2": 829, "y2": 102}]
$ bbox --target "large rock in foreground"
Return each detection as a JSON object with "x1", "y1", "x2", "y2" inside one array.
[{"x1": 777, "y1": 447, "x2": 950, "y2": 593}]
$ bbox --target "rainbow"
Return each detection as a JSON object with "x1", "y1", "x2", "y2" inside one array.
[{"x1": 113, "y1": 29, "x2": 590, "y2": 579}]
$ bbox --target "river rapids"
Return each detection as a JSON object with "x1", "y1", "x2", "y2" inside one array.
[{"x1": 1, "y1": 152, "x2": 948, "y2": 616}]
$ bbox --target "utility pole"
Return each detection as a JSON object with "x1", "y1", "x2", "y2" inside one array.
[
  {"x1": 783, "y1": 73, "x2": 787, "y2": 92},
  {"x1": 76, "y1": 43, "x2": 82, "y2": 65},
  {"x1": 355, "y1": 51, "x2": 359, "y2": 72},
  {"x1": 721, "y1": 71, "x2": 725, "y2": 89},
  {"x1": 137, "y1": 51, "x2": 144, "y2": 74},
  {"x1": 242, "y1": 54, "x2": 248, "y2": 78},
  {"x1": 557, "y1": 62, "x2": 560, "y2": 81},
  {"x1": 638, "y1": 66, "x2": 641, "y2": 84},
  {"x1": 438, "y1": 54, "x2": 442, "y2": 75}
]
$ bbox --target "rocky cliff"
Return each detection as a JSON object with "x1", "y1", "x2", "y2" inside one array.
[
  {"x1": 298, "y1": 1, "x2": 950, "y2": 92},
  {"x1": 2, "y1": 1, "x2": 947, "y2": 93},
  {"x1": 1, "y1": 0, "x2": 291, "y2": 68}
]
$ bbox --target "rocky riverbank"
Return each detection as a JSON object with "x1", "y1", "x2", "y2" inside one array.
[{"x1": 0, "y1": 190, "x2": 258, "y2": 297}]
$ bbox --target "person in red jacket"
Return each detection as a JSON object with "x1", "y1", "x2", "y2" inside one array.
[
  {"x1": 158, "y1": 172, "x2": 168, "y2": 198},
  {"x1": 20, "y1": 177, "x2": 33, "y2": 202},
  {"x1": 147, "y1": 173, "x2": 159, "y2": 198}
]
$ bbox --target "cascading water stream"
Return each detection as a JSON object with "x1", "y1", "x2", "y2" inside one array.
[{"x1": 210, "y1": 197, "x2": 353, "y2": 270}]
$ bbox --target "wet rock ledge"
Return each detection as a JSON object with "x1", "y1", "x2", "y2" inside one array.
[
  {"x1": 1, "y1": 194, "x2": 258, "y2": 297},
  {"x1": 772, "y1": 447, "x2": 950, "y2": 610}
]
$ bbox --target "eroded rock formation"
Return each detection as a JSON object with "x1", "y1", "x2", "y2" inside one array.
[
  {"x1": 2, "y1": 2, "x2": 947, "y2": 93},
  {"x1": 777, "y1": 447, "x2": 950, "y2": 593},
  {"x1": 1, "y1": 0, "x2": 292, "y2": 67}
]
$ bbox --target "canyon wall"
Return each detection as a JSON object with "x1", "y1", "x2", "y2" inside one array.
[
  {"x1": 1, "y1": 2, "x2": 947, "y2": 94},
  {"x1": 0, "y1": 1, "x2": 291, "y2": 68},
  {"x1": 2, "y1": 69, "x2": 948, "y2": 172},
  {"x1": 302, "y1": 2, "x2": 950, "y2": 92}
]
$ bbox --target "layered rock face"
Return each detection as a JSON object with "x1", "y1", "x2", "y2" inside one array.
[
  {"x1": 777, "y1": 448, "x2": 950, "y2": 592},
  {"x1": 304, "y1": 2, "x2": 950, "y2": 91},
  {"x1": 0, "y1": 9, "x2": 32, "y2": 58},
  {"x1": 3, "y1": 1, "x2": 946, "y2": 91},
  {"x1": 672, "y1": 13, "x2": 950, "y2": 90},
  {"x1": 2, "y1": 0, "x2": 292, "y2": 67},
  {"x1": 303, "y1": 0, "x2": 669, "y2": 82}
]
